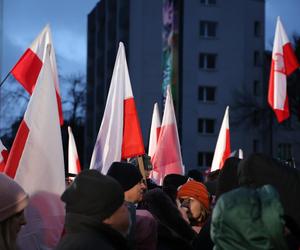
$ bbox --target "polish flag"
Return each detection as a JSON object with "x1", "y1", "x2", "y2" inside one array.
[
  {"x1": 0, "y1": 139, "x2": 8, "y2": 172},
  {"x1": 4, "y1": 50, "x2": 65, "y2": 249},
  {"x1": 268, "y1": 17, "x2": 299, "y2": 122},
  {"x1": 151, "y1": 86, "x2": 184, "y2": 185},
  {"x1": 90, "y1": 42, "x2": 145, "y2": 174},
  {"x1": 210, "y1": 106, "x2": 231, "y2": 172},
  {"x1": 68, "y1": 126, "x2": 81, "y2": 176},
  {"x1": 11, "y1": 25, "x2": 64, "y2": 125},
  {"x1": 148, "y1": 103, "x2": 161, "y2": 159}
]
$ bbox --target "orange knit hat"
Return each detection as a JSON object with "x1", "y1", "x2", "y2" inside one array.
[{"x1": 177, "y1": 180, "x2": 210, "y2": 210}]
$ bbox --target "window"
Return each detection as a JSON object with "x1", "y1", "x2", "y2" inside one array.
[
  {"x1": 277, "y1": 143, "x2": 292, "y2": 161},
  {"x1": 253, "y1": 139, "x2": 259, "y2": 153},
  {"x1": 198, "y1": 152, "x2": 214, "y2": 167},
  {"x1": 199, "y1": 53, "x2": 217, "y2": 69},
  {"x1": 253, "y1": 80, "x2": 260, "y2": 96},
  {"x1": 254, "y1": 21, "x2": 261, "y2": 37},
  {"x1": 198, "y1": 118, "x2": 215, "y2": 134},
  {"x1": 198, "y1": 86, "x2": 216, "y2": 102},
  {"x1": 254, "y1": 51, "x2": 261, "y2": 66},
  {"x1": 200, "y1": 21, "x2": 217, "y2": 38},
  {"x1": 200, "y1": 0, "x2": 216, "y2": 5}
]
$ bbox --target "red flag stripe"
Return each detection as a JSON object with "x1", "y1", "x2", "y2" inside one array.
[
  {"x1": 283, "y1": 43, "x2": 300, "y2": 75},
  {"x1": 4, "y1": 120, "x2": 30, "y2": 178},
  {"x1": 220, "y1": 129, "x2": 231, "y2": 169},
  {"x1": 122, "y1": 98, "x2": 145, "y2": 159},
  {"x1": 11, "y1": 49, "x2": 43, "y2": 94}
]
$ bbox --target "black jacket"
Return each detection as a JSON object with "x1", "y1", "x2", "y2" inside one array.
[{"x1": 55, "y1": 213, "x2": 131, "y2": 250}]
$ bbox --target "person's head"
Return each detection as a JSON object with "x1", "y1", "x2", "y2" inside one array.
[
  {"x1": 107, "y1": 162, "x2": 146, "y2": 203},
  {"x1": 0, "y1": 173, "x2": 28, "y2": 250},
  {"x1": 177, "y1": 180, "x2": 211, "y2": 226},
  {"x1": 162, "y1": 174, "x2": 189, "y2": 204},
  {"x1": 129, "y1": 154, "x2": 153, "y2": 178},
  {"x1": 187, "y1": 169, "x2": 204, "y2": 183},
  {"x1": 61, "y1": 169, "x2": 130, "y2": 236}
]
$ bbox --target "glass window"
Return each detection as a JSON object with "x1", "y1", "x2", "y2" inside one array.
[
  {"x1": 198, "y1": 152, "x2": 214, "y2": 167},
  {"x1": 254, "y1": 51, "x2": 260, "y2": 66},
  {"x1": 200, "y1": 0, "x2": 216, "y2": 5},
  {"x1": 254, "y1": 21, "x2": 261, "y2": 37},
  {"x1": 199, "y1": 53, "x2": 217, "y2": 69},
  {"x1": 200, "y1": 21, "x2": 218, "y2": 38},
  {"x1": 198, "y1": 118, "x2": 215, "y2": 134},
  {"x1": 198, "y1": 86, "x2": 216, "y2": 102},
  {"x1": 253, "y1": 80, "x2": 260, "y2": 96}
]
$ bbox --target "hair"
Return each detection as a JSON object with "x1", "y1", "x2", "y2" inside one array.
[{"x1": 0, "y1": 211, "x2": 24, "y2": 250}]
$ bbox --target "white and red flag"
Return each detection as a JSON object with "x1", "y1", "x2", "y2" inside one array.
[
  {"x1": 210, "y1": 106, "x2": 231, "y2": 172},
  {"x1": 151, "y1": 86, "x2": 184, "y2": 184},
  {"x1": 11, "y1": 24, "x2": 64, "y2": 125},
  {"x1": 268, "y1": 17, "x2": 299, "y2": 122},
  {"x1": 148, "y1": 103, "x2": 161, "y2": 159},
  {"x1": 90, "y1": 42, "x2": 145, "y2": 174},
  {"x1": 0, "y1": 139, "x2": 8, "y2": 172},
  {"x1": 68, "y1": 126, "x2": 81, "y2": 176},
  {"x1": 4, "y1": 50, "x2": 65, "y2": 249}
]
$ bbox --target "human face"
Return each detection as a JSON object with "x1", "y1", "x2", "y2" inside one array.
[
  {"x1": 103, "y1": 202, "x2": 130, "y2": 236},
  {"x1": 179, "y1": 196, "x2": 206, "y2": 226},
  {"x1": 124, "y1": 180, "x2": 147, "y2": 203}
]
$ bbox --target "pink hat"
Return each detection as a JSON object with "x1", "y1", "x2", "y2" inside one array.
[{"x1": 0, "y1": 173, "x2": 28, "y2": 222}]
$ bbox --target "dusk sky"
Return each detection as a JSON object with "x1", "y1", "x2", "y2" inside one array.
[{"x1": 2, "y1": 0, "x2": 300, "y2": 79}]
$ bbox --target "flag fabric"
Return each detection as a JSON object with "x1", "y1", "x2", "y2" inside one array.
[
  {"x1": 211, "y1": 106, "x2": 231, "y2": 172},
  {"x1": 148, "y1": 102, "x2": 161, "y2": 159},
  {"x1": 4, "y1": 51, "x2": 65, "y2": 249},
  {"x1": 68, "y1": 126, "x2": 81, "y2": 176},
  {"x1": 0, "y1": 139, "x2": 8, "y2": 172},
  {"x1": 90, "y1": 42, "x2": 145, "y2": 174},
  {"x1": 268, "y1": 17, "x2": 300, "y2": 122},
  {"x1": 151, "y1": 86, "x2": 184, "y2": 185},
  {"x1": 11, "y1": 24, "x2": 64, "y2": 125}
]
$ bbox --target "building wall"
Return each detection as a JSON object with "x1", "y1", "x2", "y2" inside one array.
[
  {"x1": 181, "y1": 0, "x2": 265, "y2": 170},
  {"x1": 84, "y1": 0, "x2": 162, "y2": 166}
]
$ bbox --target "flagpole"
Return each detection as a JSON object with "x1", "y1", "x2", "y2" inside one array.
[{"x1": 0, "y1": 72, "x2": 10, "y2": 88}]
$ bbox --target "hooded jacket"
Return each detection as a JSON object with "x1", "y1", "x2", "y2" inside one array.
[
  {"x1": 211, "y1": 185, "x2": 288, "y2": 250},
  {"x1": 238, "y1": 153, "x2": 300, "y2": 237}
]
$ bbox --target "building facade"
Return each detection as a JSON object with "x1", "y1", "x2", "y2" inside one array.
[{"x1": 85, "y1": 0, "x2": 299, "y2": 171}]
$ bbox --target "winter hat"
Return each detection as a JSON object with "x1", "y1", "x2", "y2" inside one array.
[
  {"x1": 0, "y1": 173, "x2": 28, "y2": 222},
  {"x1": 162, "y1": 174, "x2": 189, "y2": 203},
  {"x1": 61, "y1": 169, "x2": 124, "y2": 221},
  {"x1": 177, "y1": 180, "x2": 210, "y2": 210},
  {"x1": 107, "y1": 162, "x2": 142, "y2": 191}
]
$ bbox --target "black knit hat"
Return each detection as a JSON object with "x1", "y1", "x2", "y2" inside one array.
[
  {"x1": 107, "y1": 162, "x2": 143, "y2": 191},
  {"x1": 61, "y1": 169, "x2": 124, "y2": 221}
]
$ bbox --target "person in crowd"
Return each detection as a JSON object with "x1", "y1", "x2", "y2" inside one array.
[
  {"x1": 211, "y1": 184, "x2": 288, "y2": 250},
  {"x1": 107, "y1": 162, "x2": 146, "y2": 204},
  {"x1": 162, "y1": 173, "x2": 189, "y2": 204},
  {"x1": 130, "y1": 154, "x2": 159, "y2": 190},
  {"x1": 187, "y1": 169, "x2": 204, "y2": 183},
  {"x1": 238, "y1": 153, "x2": 300, "y2": 248},
  {"x1": 0, "y1": 173, "x2": 28, "y2": 250},
  {"x1": 107, "y1": 162, "x2": 156, "y2": 250},
  {"x1": 55, "y1": 169, "x2": 131, "y2": 250},
  {"x1": 193, "y1": 157, "x2": 241, "y2": 250},
  {"x1": 177, "y1": 180, "x2": 211, "y2": 232},
  {"x1": 141, "y1": 188, "x2": 196, "y2": 250}
]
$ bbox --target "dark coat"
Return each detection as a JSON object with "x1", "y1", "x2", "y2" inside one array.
[
  {"x1": 140, "y1": 188, "x2": 196, "y2": 250},
  {"x1": 55, "y1": 213, "x2": 131, "y2": 250}
]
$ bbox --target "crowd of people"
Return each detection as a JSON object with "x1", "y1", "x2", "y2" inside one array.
[{"x1": 0, "y1": 153, "x2": 300, "y2": 250}]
